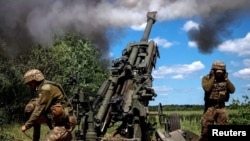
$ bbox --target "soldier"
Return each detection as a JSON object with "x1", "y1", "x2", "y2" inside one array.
[
  {"x1": 21, "y1": 69, "x2": 77, "y2": 141},
  {"x1": 199, "y1": 61, "x2": 235, "y2": 141}
]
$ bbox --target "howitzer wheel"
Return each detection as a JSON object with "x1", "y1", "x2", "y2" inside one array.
[{"x1": 168, "y1": 113, "x2": 181, "y2": 132}]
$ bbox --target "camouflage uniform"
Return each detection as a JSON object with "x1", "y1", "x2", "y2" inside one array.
[
  {"x1": 24, "y1": 95, "x2": 50, "y2": 141},
  {"x1": 22, "y1": 69, "x2": 76, "y2": 141},
  {"x1": 199, "y1": 61, "x2": 235, "y2": 141}
]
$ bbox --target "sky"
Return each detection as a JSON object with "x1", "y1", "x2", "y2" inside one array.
[
  {"x1": 1, "y1": 0, "x2": 250, "y2": 105},
  {"x1": 111, "y1": 14, "x2": 250, "y2": 106},
  {"x1": 111, "y1": 15, "x2": 250, "y2": 106}
]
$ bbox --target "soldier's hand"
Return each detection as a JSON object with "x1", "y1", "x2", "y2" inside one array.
[
  {"x1": 209, "y1": 70, "x2": 215, "y2": 78},
  {"x1": 21, "y1": 125, "x2": 27, "y2": 132},
  {"x1": 224, "y1": 72, "x2": 228, "y2": 80}
]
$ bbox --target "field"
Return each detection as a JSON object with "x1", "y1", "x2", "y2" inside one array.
[
  {"x1": 166, "y1": 109, "x2": 238, "y2": 134},
  {"x1": 166, "y1": 110, "x2": 203, "y2": 134},
  {"x1": 0, "y1": 109, "x2": 239, "y2": 141}
]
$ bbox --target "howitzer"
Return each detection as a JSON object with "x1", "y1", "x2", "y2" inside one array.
[
  {"x1": 92, "y1": 11, "x2": 159, "y2": 140},
  {"x1": 73, "y1": 11, "x2": 200, "y2": 141}
]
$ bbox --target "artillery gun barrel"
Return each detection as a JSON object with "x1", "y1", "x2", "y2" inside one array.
[
  {"x1": 140, "y1": 11, "x2": 157, "y2": 42},
  {"x1": 94, "y1": 79, "x2": 115, "y2": 122}
]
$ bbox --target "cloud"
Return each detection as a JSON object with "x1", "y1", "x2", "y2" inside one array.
[
  {"x1": 182, "y1": 20, "x2": 199, "y2": 31},
  {"x1": 130, "y1": 22, "x2": 147, "y2": 31},
  {"x1": 243, "y1": 59, "x2": 250, "y2": 67},
  {"x1": 152, "y1": 61, "x2": 205, "y2": 79},
  {"x1": 233, "y1": 68, "x2": 250, "y2": 79},
  {"x1": 188, "y1": 41, "x2": 197, "y2": 48},
  {"x1": 218, "y1": 32, "x2": 250, "y2": 56},
  {"x1": 172, "y1": 74, "x2": 184, "y2": 79},
  {"x1": 182, "y1": 21, "x2": 199, "y2": 48},
  {"x1": 230, "y1": 61, "x2": 240, "y2": 67},
  {"x1": 232, "y1": 59, "x2": 250, "y2": 80},
  {"x1": 153, "y1": 85, "x2": 173, "y2": 94},
  {"x1": 152, "y1": 37, "x2": 173, "y2": 48}
]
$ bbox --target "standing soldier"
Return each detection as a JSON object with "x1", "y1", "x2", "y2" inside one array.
[
  {"x1": 21, "y1": 69, "x2": 77, "y2": 141},
  {"x1": 199, "y1": 61, "x2": 235, "y2": 141}
]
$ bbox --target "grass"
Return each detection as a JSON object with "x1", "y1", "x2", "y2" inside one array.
[
  {"x1": 0, "y1": 123, "x2": 49, "y2": 141},
  {"x1": 0, "y1": 109, "x2": 238, "y2": 140},
  {"x1": 164, "y1": 109, "x2": 239, "y2": 135}
]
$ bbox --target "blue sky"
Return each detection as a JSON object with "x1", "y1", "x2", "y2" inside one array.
[
  {"x1": 1, "y1": 0, "x2": 250, "y2": 105},
  {"x1": 110, "y1": 10, "x2": 250, "y2": 106}
]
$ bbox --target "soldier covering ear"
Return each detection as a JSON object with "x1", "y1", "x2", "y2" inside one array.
[{"x1": 199, "y1": 61, "x2": 235, "y2": 141}]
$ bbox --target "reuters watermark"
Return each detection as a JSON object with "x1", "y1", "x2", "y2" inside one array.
[{"x1": 208, "y1": 125, "x2": 250, "y2": 140}]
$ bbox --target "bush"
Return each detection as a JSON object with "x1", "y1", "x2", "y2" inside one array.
[{"x1": 229, "y1": 95, "x2": 250, "y2": 125}]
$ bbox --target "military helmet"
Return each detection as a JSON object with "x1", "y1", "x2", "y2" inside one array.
[
  {"x1": 23, "y1": 69, "x2": 45, "y2": 84},
  {"x1": 211, "y1": 61, "x2": 226, "y2": 71}
]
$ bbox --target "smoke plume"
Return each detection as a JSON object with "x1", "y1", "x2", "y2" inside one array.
[
  {"x1": 188, "y1": 11, "x2": 238, "y2": 53},
  {"x1": 0, "y1": 0, "x2": 250, "y2": 57}
]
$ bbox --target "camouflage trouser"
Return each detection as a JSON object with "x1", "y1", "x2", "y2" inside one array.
[
  {"x1": 44, "y1": 126, "x2": 73, "y2": 141},
  {"x1": 199, "y1": 106, "x2": 228, "y2": 141},
  {"x1": 44, "y1": 114, "x2": 77, "y2": 141}
]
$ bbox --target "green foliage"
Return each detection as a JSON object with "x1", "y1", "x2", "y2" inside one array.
[
  {"x1": 49, "y1": 34, "x2": 110, "y2": 95},
  {"x1": 0, "y1": 34, "x2": 110, "y2": 123},
  {"x1": 229, "y1": 95, "x2": 250, "y2": 125}
]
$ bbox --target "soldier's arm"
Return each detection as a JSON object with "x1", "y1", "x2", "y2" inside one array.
[
  {"x1": 24, "y1": 84, "x2": 64, "y2": 129},
  {"x1": 226, "y1": 79, "x2": 235, "y2": 94},
  {"x1": 201, "y1": 75, "x2": 214, "y2": 92},
  {"x1": 24, "y1": 84, "x2": 52, "y2": 129},
  {"x1": 24, "y1": 102, "x2": 46, "y2": 129}
]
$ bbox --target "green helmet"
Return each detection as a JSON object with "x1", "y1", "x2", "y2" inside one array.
[
  {"x1": 23, "y1": 69, "x2": 45, "y2": 84},
  {"x1": 211, "y1": 61, "x2": 226, "y2": 71}
]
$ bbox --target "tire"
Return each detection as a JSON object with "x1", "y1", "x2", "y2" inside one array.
[{"x1": 168, "y1": 113, "x2": 181, "y2": 132}]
